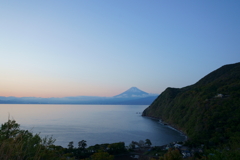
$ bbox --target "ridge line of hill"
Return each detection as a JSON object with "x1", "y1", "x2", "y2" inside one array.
[{"x1": 142, "y1": 62, "x2": 240, "y2": 147}]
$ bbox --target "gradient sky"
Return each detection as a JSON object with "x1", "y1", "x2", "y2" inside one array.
[{"x1": 1, "y1": 0, "x2": 240, "y2": 98}]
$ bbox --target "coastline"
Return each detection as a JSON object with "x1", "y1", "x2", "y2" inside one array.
[{"x1": 142, "y1": 115, "x2": 188, "y2": 141}]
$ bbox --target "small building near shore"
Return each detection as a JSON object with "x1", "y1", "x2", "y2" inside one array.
[{"x1": 215, "y1": 94, "x2": 223, "y2": 98}]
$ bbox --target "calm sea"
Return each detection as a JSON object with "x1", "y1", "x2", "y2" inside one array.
[{"x1": 0, "y1": 104, "x2": 185, "y2": 147}]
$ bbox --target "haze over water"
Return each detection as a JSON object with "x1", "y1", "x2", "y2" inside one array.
[{"x1": 0, "y1": 104, "x2": 185, "y2": 147}]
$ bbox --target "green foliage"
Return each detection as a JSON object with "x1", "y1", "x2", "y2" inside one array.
[
  {"x1": 84, "y1": 151, "x2": 114, "y2": 160},
  {"x1": 108, "y1": 142, "x2": 126, "y2": 154},
  {"x1": 159, "y1": 148, "x2": 183, "y2": 160},
  {"x1": 63, "y1": 141, "x2": 127, "y2": 159},
  {"x1": 68, "y1": 141, "x2": 74, "y2": 149},
  {"x1": 204, "y1": 147, "x2": 240, "y2": 160},
  {"x1": 0, "y1": 119, "x2": 70, "y2": 160},
  {"x1": 128, "y1": 142, "x2": 136, "y2": 150},
  {"x1": 79, "y1": 140, "x2": 87, "y2": 149},
  {"x1": 145, "y1": 139, "x2": 152, "y2": 147},
  {"x1": 143, "y1": 62, "x2": 240, "y2": 149}
]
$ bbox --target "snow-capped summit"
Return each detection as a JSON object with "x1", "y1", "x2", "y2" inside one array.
[
  {"x1": 127, "y1": 87, "x2": 145, "y2": 92},
  {"x1": 114, "y1": 87, "x2": 149, "y2": 98}
]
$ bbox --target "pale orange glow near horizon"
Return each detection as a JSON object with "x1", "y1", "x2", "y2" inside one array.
[
  {"x1": 1, "y1": 1, "x2": 240, "y2": 99},
  {"x1": 0, "y1": 85, "x2": 121, "y2": 98},
  {"x1": 0, "y1": 89, "x2": 120, "y2": 98},
  {"x1": 1, "y1": 80, "x2": 123, "y2": 98},
  {"x1": 1, "y1": 68, "x2": 131, "y2": 98},
  {"x1": 0, "y1": 71, "x2": 121, "y2": 97}
]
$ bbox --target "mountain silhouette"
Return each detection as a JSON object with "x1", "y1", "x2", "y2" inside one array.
[
  {"x1": 142, "y1": 62, "x2": 240, "y2": 147},
  {"x1": 114, "y1": 87, "x2": 149, "y2": 98},
  {"x1": 0, "y1": 87, "x2": 158, "y2": 105}
]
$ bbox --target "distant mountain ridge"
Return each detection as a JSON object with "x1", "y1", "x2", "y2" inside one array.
[
  {"x1": 0, "y1": 87, "x2": 158, "y2": 105},
  {"x1": 114, "y1": 87, "x2": 149, "y2": 98}
]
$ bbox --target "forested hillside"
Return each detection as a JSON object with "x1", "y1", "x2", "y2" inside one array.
[{"x1": 142, "y1": 62, "x2": 240, "y2": 147}]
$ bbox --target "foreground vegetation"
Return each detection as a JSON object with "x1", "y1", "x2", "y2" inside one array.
[
  {"x1": 0, "y1": 119, "x2": 240, "y2": 159},
  {"x1": 0, "y1": 119, "x2": 71, "y2": 160},
  {"x1": 1, "y1": 62, "x2": 240, "y2": 159},
  {"x1": 0, "y1": 119, "x2": 142, "y2": 159}
]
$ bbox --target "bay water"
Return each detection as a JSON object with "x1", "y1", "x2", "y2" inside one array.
[{"x1": 0, "y1": 104, "x2": 185, "y2": 147}]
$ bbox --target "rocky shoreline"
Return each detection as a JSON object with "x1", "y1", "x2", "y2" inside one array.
[{"x1": 141, "y1": 115, "x2": 188, "y2": 141}]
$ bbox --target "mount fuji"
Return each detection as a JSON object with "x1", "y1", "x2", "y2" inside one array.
[
  {"x1": 114, "y1": 87, "x2": 150, "y2": 98},
  {"x1": 0, "y1": 87, "x2": 158, "y2": 105}
]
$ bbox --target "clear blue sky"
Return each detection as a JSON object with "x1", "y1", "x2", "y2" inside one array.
[{"x1": 1, "y1": 0, "x2": 240, "y2": 97}]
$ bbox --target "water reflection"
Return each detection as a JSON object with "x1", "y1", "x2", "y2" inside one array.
[{"x1": 0, "y1": 104, "x2": 185, "y2": 147}]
